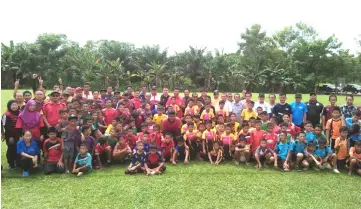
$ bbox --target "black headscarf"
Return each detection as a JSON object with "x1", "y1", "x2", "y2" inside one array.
[{"x1": 7, "y1": 100, "x2": 20, "y2": 116}]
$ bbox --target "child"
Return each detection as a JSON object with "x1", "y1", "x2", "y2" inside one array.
[
  {"x1": 334, "y1": 126, "x2": 349, "y2": 170},
  {"x1": 217, "y1": 101, "x2": 229, "y2": 119},
  {"x1": 139, "y1": 132, "x2": 151, "y2": 153},
  {"x1": 17, "y1": 131, "x2": 40, "y2": 177},
  {"x1": 200, "y1": 104, "x2": 215, "y2": 121},
  {"x1": 102, "y1": 99, "x2": 118, "y2": 126},
  {"x1": 137, "y1": 123, "x2": 149, "y2": 141},
  {"x1": 56, "y1": 109, "x2": 69, "y2": 136},
  {"x1": 150, "y1": 125, "x2": 164, "y2": 149},
  {"x1": 145, "y1": 116, "x2": 154, "y2": 134},
  {"x1": 326, "y1": 107, "x2": 345, "y2": 150},
  {"x1": 97, "y1": 111, "x2": 107, "y2": 134},
  {"x1": 270, "y1": 116, "x2": 280, "y2": 134},
  {"x1": 194, "y1": 114, "x2": 202, "y2": 128},
  {"x1": 113, "y1": 135, "x2": 132, "y2": 163},
  {"x1": 289, "y1": 132, "x2": 307, "y2": 171},
  {"x1": 274, "y1": 132, "x2": 291, "y2": 171},
  {"x1": 220, "y1": 124, "x2": 236, "y2": 160},
  {"x1": 241, "y1": 101, "x2": 257, "y2": 122},
  {"x1": 349, "y1": 124, "x2": 361, "y2": 147},
  {"x1": 125, "y1": 141, "x2": 146, "y2": 174},
  {"x1": 229, "y1": 113, "x2": 240, "y2": 135},
  {"x1": 145, "y1": 143, "x2": 166, "y2": 175},
  {"x1": 183, "y1": 122, "x2": 200, "y2": 160},
  {"x1": 182, "y1": 114, "x2": 197, "y2": 134},
  {"x1": 302, "y1": 142, "x2": 318, "y2": 171},
  {"x1": 161, "y1": 132, "x2": 175, "y2": 162},
  {"x1": 255, "y1": 139, "x2": 275, "y2": 168},
  {"x1": 62, "y1": 114, "x2": 81, "y2": 173},
  {"x1": 215, "y1": 123, "x2": 225, "y2": 141},
  {"x1": 304, "y1": 121, "x2": 316, "y2": 144},
  {"x1": 259, "y1": 111, "x2": 269, "y2": 131},
  {"x1": 314, "y1": 139, "x2": 339, "y2": 173},
  {"x1": 95, "y1": 136, "x2": 112, "y2": 168},
  {"x1": 185, "y1": 99, "x2": 196, "y2": 116},
  {"x1": 256, "y1": 107, "x2": 263, "y2": 118},
  {"x1": 348, "y1": 141, "x2": 361, "y2": 176},
  {"x1": 279, "y1": 122, "x2": 293, "y2": 143},
  {"x1": 170, "y1": 96, "x2": 180, "y2": 114},
  {"x1": 263, "y1": 122, "x2": 278, "y2": 150},
  {"x1": 78, "y1": 125, "x2": 96, "y2": 158},
  {"x1": 345, "y1": 110, "x2": 361, "y2": 128},
  {"x1": 108, "y1": 127, "x2": 119, "y2": 149},
  {"x1": 314, "y1": 124, "x2": 326, "y2": 142},
  {"x1": 72, "y1": 143, "x2": 92, "y2": 176},
  {"x1": 202, "y1": 120, "x2": 216, "y2": 155},
  {"x1": 238, "y1": 122, "x2": 250, "y2": 139},
  {"x1": 152, "y1": 106, "x2": 167, "y2": 129},
  {"x1": 234, "y1": 135, "x2": 251, "y2": 165},
  {"x1": 172, "y1": 137, "x2": 189, "y2": 164},
  {"x1": 208, "y1": 141, "x2": 222, "y2": 165},
  {"x1": 125, "y1": 127, "x2": 138, "y2": 150},
  {"x1": 248, "y1": 117, "x2": 256, "y2": 132},
  {"x1": 105, "y1": 118, "x2": 118, "y2": 136},
  {"x1": 282, "y1": 114, "x2": 298, "y2": 139},
  {"x1": 249, "y1": 120, "x2": 266, "y2": 156}
]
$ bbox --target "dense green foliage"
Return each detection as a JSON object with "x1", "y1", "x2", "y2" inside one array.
[{"x1": 2, "y1": 23, "x2": 361, "y2": 92}]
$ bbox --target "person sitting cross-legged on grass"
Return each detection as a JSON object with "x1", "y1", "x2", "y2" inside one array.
[
  {"x1": 348, "y1": 141, "x2": 361, "y2": 176},
  {"x1": 255, "y1": 139, "x2": 275, "y2": 169},
  {"x1": 72, "y1": 143, "x2": 92, "y2": 177},
  {"x1": 314, "y1": 139, "x2": 339, "y2": 173},
  {"x1": 172, "y1": 136, "x2": 189, "y2": 165},
  {"x1": 17, "y1": 131, "x2": 40, "y2": 177},
  {"x1": 274, "y1": 131, "x2": 291, "y2": 172},
  {"x1": 289, "y1": 132, "x2": 307, "y2": 171},
  {"x1": 125, "y1": 141, "x2": 146, "y2": 175},
  {"x1": 112, "y1": 134, "x2": 132, "y2": 163},
  {"x1": 43, "y1": 127, "x2": 65, "y2": 175},
  {"x1": 208, "y1": 141, "x2": 222, "y2": 165},
  {"x1": 234, "y1": 135, "x2": 251, "y2": 165},
  {"x1": 145, "y1": 143, "x2": 166, "y2": 175}
]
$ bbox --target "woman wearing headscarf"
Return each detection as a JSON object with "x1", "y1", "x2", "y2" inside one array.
[
  {"x1": 15, "y1": 100, "x2": 46, "y2": 149},
  {"x1": 1, "y1": 100, "x2": 20, "y2": 169}
]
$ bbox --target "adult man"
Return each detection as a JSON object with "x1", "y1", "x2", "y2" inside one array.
[
  {"x1": 212, "y1": 90, "x2": 221, "y2": 110},
  {"x1": 82, "y1": 82, "x2": 93, "y2": 100},
  {"x1": 150, "y1": 86, "x2": 160, "y2": 106},
  {"x1": 104, "y1": 86, "x2": 114, "y2": 101},
  {"x1": 241, "y1": 89, "x2": 247, "y2": 100},
  {"x1": 322, "y1": 94, "x2": 339, "y2": 130},
  {"x1": 166, "y1": 88, "x2": 185, "y2": 118},
  {"x1": 183, "y1": 89, "x2": 191, "y2": 108},
  {"x1": 92, "y1": 90, "x2": 101, "y2": 102},
  {"x1": 221, "y1": 93, "x2": 232, "y2": 112},
  {"x1": 160, "y1": 88, "x2": 170, "y2": 106},
  {"x1": 254, "y1": 93, "x2": 271, "y2": 114},
  {"x1": 43, "y1": 91, "x2": 66, "y2": 128},
  {"x1": 290, "y1": 93, "x2": 307, "y2": 128},
  {"x1": 199, "y1": 88, "x2": 211, "y2": 103},
  {"x1": 341, "y1": 95, "x2": 357, "y2": 119},
  {"x1": 72, "y1": 87, "x2": 85, "y2": 102},
  {"x1": 126, "y1": 86, "x2": 134, "y2": 99},
  {"x1": 114, "y1": 90, "x2": 121, "y2": 102},
  {"x1": 227, "y1": 93, "x2": 234, "y2": 103},
  {"x1": 241, "y1": 92, "x2": 253, "y2": 110},
  {"x1": 34, "y1": 90, "x2": 46, "y2": 112},
  {"x1": 14, "y1": 92, "x2": 25, "y2": 110},
  {"x1": 269, "y1": 94, "x2": 276, "y2": 109},
  {"x1": 161, "y1": 111, "x2": 182, "y2": 139},
  {"x1": 272, "y1": 93, "x2": 292, "y2": 124},
  {"x1": 117, "y1": 93, "x2": 134, "y2": 112},
  {"x1": 140, "y1": 86, "x2": 147, "y2": 101},
  {"x1": 306, "y1": 92, "x2": 324, "y2": 127},
  {"x1": 232, "y1": 93, "x2": 243, "y2": 122},
  {"x1": 13, "y1": 79, "x2": 32, "y2": 104}
]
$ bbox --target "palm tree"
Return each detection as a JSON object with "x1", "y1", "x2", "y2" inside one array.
[{"x1": 146, "y1": 61, "x2": 168, "y2": 88}]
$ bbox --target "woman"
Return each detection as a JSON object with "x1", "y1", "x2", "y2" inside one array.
[
  {"x1": 17, "y1": 131, "x2": 40, "y2": 177},
  {"x1": 16, "y1": 100, "x2": 46, "y2": 148},
  {"x1": 1, "y1": 100, "x2": 20, "y2": 169}
]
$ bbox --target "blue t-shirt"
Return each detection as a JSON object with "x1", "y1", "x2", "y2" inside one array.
[
  {"x1": 350, "y1": 134, "x2": 361, "y2": 143},
  {"x1": 305, "y1": 131, "x2": 316, "y2": 144},
  {"x1": 17, "y1": 140, "x2": 40, "y2": 156},
  {"x1": 314, "y1": 145, "x2": 332, "y2": 159},
  {"x1": 291, "y1": 140, "x2": 307, "y2": 154},
  {"x1": 275, "y1": 141, "x2": 291, "y2": 160},
  {"x1": 290, "y1": 102, "x2": 308, "y2": 126},
  {"x1": 133, "y1": 143, "x2": 150, "y2": 153},
  {"x1": 75, "y1": 153, "x2": 92, "y2": 168}
]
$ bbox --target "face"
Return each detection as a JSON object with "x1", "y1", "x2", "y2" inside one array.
[
  {"x1": 217, "y1": 116, "x2": 224, "y2": 123},
  {"x1": 23, "y1": 132, "x2": 32, "y2": 142},
  {"x1": 80, "y1": 146, "x2": 87, "y2": 154},
  {"x1": 145, "y1": 94, "x2": 151, "y2": 101},
  {"x1": 234, "y1": 94, "x2": 240, "y2": 102},
  {"x1": 280, "y1": 133, "x2": 287, "y2": 141},
  {"x1": 73, "y1": 102, "x2": 80, "y2": 109},
  {"x1": 84, "y1": 85, "x2": 90, "y2": 92},
  {"x1": 204, "y1": 97, "x2": 210, "y2": 105},
  {"x1": 305, "y1": 123, "x2": 313, "y2": 131},
  {"x1": 267, "y1": 125, "x2": 273, "y2": 133},
  {"x1": 69, "y1": 119, "x2": 77, "y2": 126},
  {"x1": 281, "y1": 126, "x2": 287, "y2": 132},
  {"x1": 52, "y1": 93, "x2": 60, "y2": 102},
  {"x1": 118, "y1": 105, "x2": 125, "y2": 112},
  {"x1": 221, "y1": 94, "x2": 227, "y2": 101},
  {"x1": 260, "y1": 141, "x2": 267, "y2": 148},
  {"x1": 165, "y1": 135, "x2": 172, "y2": 143},
  {"x1": 295, "y1": 96, "x2": 301, "y2": 103},
  {"x1": 298, "y1": 134, "x2": 305, "y2": 142},
  {"x1": 255, "y1": 123, "x2": 262, "y2": 130},
  {"x1": 257, "y1": 108, "x2": 262, "y2": 114},
  {"x1": 206, "y1": 123, "x2": 212, "y2": 130},
  {"x1": 205, "y1": 105, "x2": 210, "y2": 111},
  {"x1": 282, "y1": 115, "x2": 290, "y2": 123},
  {"x1": 247, "y1": 102, "x2": 254, "y2": 109},
  {"x1": 54, "y1": 86, "x2": 60, "y2": 91},
  {"x1": 310, "y1": 95, "x2": 317, "y2": 101},
  {"x1": 127, "y1": 129, "x2": 133, "y2": 136},
  {"x1": 61, "y1": 112, "x2": 68, "y2": 119},
  {"x1": 269, "y1": 95, "x2": 276, "y2": 103},
  {"x1": 48, "y1": 132, "x2": 57, "y2": 139},
  {"x1": 346, "y1": 96, "x2": 353, "y2": 106},
  {"x1": 218, "y1": 125, "x2": 224, "y2": 133},
  {"x1": 332, "y1": 110, "x2": 341, "y2": 118},
  {"x1": 259, "y1": 96, "x2": 264, "y2": 103},
  {"x1": 355, "y1": 145, "x2": 361, "y2": 152},
  {"x1": 127, "y1": 87, "x2": 133, "y2": 94},
  {"x1": 192, "y1": 94, "x2": 198, "y2": 100},
  {"x1": 163, "y1": 89, "x2": 168, "y2": 95},
  {"x1": 29, "y1": 104, "x2": 36, "y2": 112},
  {"x1": 280, "y1": 95, "x2": 286, "y2": 103},
  {"x1": 142, "y1": 87, "x2": 147, "y2": 93},
  {"x1": 69, "y1": 109, "x2": 76, "y2": 115},
  {"x1": 243, "y1": 126, "x2": 249, "y2": 133},
  {"x1": 201, "y1": 91, "x2": 206, "y2": 97},
  {"x1": 107, "y1": 87, "x2": 113, "y2": 93},
  {"x1": 225, "y1": 127, "x2": 231, "y2": 134},
  {"x1": 214, "y1": 143, "x2": 220, "y2": 150},
  {"x1": 198, "y1": 125, "x2": 205, "y2": 132},
  {"x1": 150, "y1": 148, "x2": 157, "y2": 154},
  {"x1": 15, "y1": 93, "x2": 24, "y2": 102},
  {"x1": 75, "y1": 91, "x2": 83, "y2": 98},
  {"x1": 93, "y1": 91, "x2": 99, "y2": 99},
  {"x1": 24, "y1": 93, "x2": 32, "y2": 101},
  {"x1": 341, "y1": 131, "x2": 348, "y2": 138},
  {"x1": 100, "y1": 91, "x2": 106, "y2": 97},
  {"x1": 168, "y1": 114, "x2": 175, "y2": 122},
  {"x1": 227, "y1": 94, "x2": 233, "y2": 101},
  {"x1": 245, "y1": 94, "x2": 251, "y2": 101},
  {"x1": 106, "y1": 100, "x2": 112, "y2": 107},
  {"x1": 188, "y1": 125, "x2": 194, "y2": 132},
  {"x1": 314, "y1": 127, "x2": 322, "y2": 135},
  {"x1": 230, "y1": 114, "x2": 236, "y2": 122},
  {"x1": 174, "y1": 89, "x2": 179, "y2": 96},
  {"x1": 134, "y1": 91, "x2": 140, "y2": 98},
  {"x1": 137, "y1": 143, "x2": 145, "y2": 151},
  {"x1": 10, "y1": 103, "x2": 19, "y2": 111},
  {"x1": 308, "y1": 146, "x2": 316, "y2": 153},
  {"x1": 249, "y1": 119, "x2": 256, "y2": 127},
  {"x1": 171, "y1": 98, "x2": 176, "y2": 103},
  {"x1": 116, "y1": 124, "x2": 123, "y2": 131},
  {"x1": 146, "y1": 117, "x2": 152, "y2": 124}
]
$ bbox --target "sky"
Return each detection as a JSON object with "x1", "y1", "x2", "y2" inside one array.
[{"x1": 1, "y1": 0, "x2": 361, "y2": 54}]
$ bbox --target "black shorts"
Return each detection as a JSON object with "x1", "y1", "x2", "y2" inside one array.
[
  {"x1": 277, "y1": 157, "x2": 286, "y2": 168},
  {"x1": 330, "y1": 139, "x2": 336, "y2": 151},
  {"x1": 337, "y1": 159, "x2": 347, "y2": 170}
]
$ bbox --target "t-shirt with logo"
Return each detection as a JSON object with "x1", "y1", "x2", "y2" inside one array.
[
  {"x1": 221, "y1": 133, "x2": 236, "y2": 145},
  {"x1": 43, "y1": 138, "x2": 63, "y2": 162},
  {"x1": 263, "y1": 132, "x2": 278, "y2": 150},
  {"x1": 314, "y1": 145, "x2": 332, "y2": 159},
  {"x1": 202, "y1": 130, "x2": 216, "y2": 142},
  {"x1": 290, "y1": 102, "x2": 307, "y2": 126},
  {"x1": 146, "y1": 152, "x2": 164, "y2": 168},
  {"x1": 326, "y1": 119, "x2": 343, "y2": 140}
]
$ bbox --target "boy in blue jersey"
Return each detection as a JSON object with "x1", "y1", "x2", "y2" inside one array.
[
  {"x1": 125, "y1": 141, "x2": 146, "y2": 175},
  {"x1": 314, "y1": 124, "x2": 326, "y2": 141},
  {"x1": 304, "y1": 121, "x2": 316, "y2": 143},
  {"x1": 349, "y1": 124, "x2": 361, "y2": 147},
  {"x1": 314, "y1": 139, "x2": 339, "y2": 173},
  {"x1": 290, "y1": 132, "x2": 307, "y2": 171},
  {"x1": 73, "y1": 144, "x2": 92, "y2": 177},
  {"x1": 302, "y1": 142, "x2": 318, "y2": 170},
  {"x1": 172, "y1": 137, "x2": 189, "y2": 165},
  {"x1": 274, "y1": 131, "x2": 291, "y2": 171}
]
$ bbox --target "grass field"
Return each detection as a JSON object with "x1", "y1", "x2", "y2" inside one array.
[{"x1": 1, "y1": 90, "x2": 361, "y2": 209}]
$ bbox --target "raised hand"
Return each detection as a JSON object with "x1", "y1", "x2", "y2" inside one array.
[
  {"x1": 14, "y1": 79, "x2": 20, "y2": 87},
  {"x1": 32, "y1": 74, "x2": 38, "y2": 79},
  {"x1": 58, "y1": 77, "x2": 62, "y2": 84},
  {"x1": 38, "y1": 77, "x2": 44, "y2": 85}
]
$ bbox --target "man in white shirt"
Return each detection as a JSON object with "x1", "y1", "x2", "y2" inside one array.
[
  {"x1": 150, "y1": 86, "x2": 160, "y2": 106},
  {"x1": 254, "y1": 93, "x2": 272, "y2": 114},
  {"x1": 212, "y1": 90, "x2": 221, "y2": 110},
  {"x1": 221, "y1": 93, "x2": 233, "y2": 112}
]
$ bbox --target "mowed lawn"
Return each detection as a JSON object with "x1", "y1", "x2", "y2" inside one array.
[{"x1": 1, "y1": 89, "x2": 361, "y2": 209}]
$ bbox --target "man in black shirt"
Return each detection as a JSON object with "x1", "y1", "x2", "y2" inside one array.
[
  {"x1": 306, "y1": 92, "x2": 324, "y2": 127},
  {"x1": 159, "y1": 88, "x2": 170, "y2": 106},
  {"x1": 272, "y1": 93, "x2": 292, "y2": 124},
  {"x1": 199, "y1": 96, "x2": 216, "y2": 115}
]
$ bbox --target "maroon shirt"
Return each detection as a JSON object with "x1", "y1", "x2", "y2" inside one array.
[
  {"x1": 162, "y1": 117, "x2": 182, "y2": 137},
  {"x1": 322, "y1": 105, "x2": 339, "y2": 124}
]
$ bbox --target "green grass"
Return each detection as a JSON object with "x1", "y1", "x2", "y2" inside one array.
[{"x1": 1, "y1": 90, "x2": 361, "y2": 209}]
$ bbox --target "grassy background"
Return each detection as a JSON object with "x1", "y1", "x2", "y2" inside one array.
[{"x1": 1, "y1": 90, "x2": 361, "y2": 209}]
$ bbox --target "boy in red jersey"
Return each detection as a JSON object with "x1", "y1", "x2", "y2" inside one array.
[
  {"x1": 102, "y1": 99, "x2": 118, "y2": 126},
  {"x1": 113, "y1": 135, "x2": 131, "y2": 163},
  {"x1": 150, "y1": 125, "x2": 164, "y2": 149},
  {"x1": 161, "y1": 132, "x2": 175, "y2": 162},
  {"x1": 263, "y1": 123, "x2": 278, "y2": 150},
  {"x1": 183, "y1": 122, "x2": 199, "y2": 160},
  {"x1": 220, "y1": 124, "x2": 236, "y2": 160},
  {"x1": 249, "y1": 120, "x2": 266, "y2": 157},
  {"x1": 43, "y1": 127, "x2": 65, "y2": 174},
  {"x1": 145, "y1": 143, "x2": 166, "y2": 175},
  {"x1": 125, "y1": 127, "x2": 138, "y2": 149}
]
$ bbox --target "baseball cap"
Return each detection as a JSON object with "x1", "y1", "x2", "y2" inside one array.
[
  {"x1": 214, "y1": 90, "x2": 219, "y2": 95},
  {"x1": 258, "y1": 93, "x2": 265, "y2": 98},
  {"x1": 68, "y1": 114, "x2": 78, "y2": 121},
  {"x1": 151, "y1": 86, "x2": 157, "y2": 90},
  {"x1": 75, "y1": 87, "x2": 83, "y2": 92},
  {"x1": 310, "y1": 92, "x2": 317, "y2": 96},
  {"x1": 295, "y1": 93, "x2": 302, "y2": 98}
]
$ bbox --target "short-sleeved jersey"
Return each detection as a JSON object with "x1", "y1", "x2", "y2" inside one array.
[
  {"x1": 183, "y1": 130, "x2": 198, "y2": 142},
  {"x1": 290, "y1": 140, "x2": 307, "y2": 154},
  {"x1": 146, "y1": 152, "x2": 164, "y2": 167},
  {"x1": 131, "y1": 151, "x2": 147, "y2": 166},
  {"x1": 209, "y1": 149, "x2": 222, "y2": 157},
  {"x1": 275, "y1": 141, "x2": 291, "y2": 160},
  {"x1": 255, "y1": 146, "x2": 274, "y2": 156},
  {"x1": 335, "y1": 137, "x2": 348, "y2": 160},
  {"x1": 153, "y1": 114, "x2": 167, "y2": 128},
  {"x1": 326, "y1": 119, "x2": 343, "y2": 139},
  {"x1": 202, "y1": 129, "x2": 216, "y2": 142},
  {"x1": 161, "y1": 140, "x2": 175, "y2": 153},
  {"x1": 75, "y1": 153, "x2": 92, "y2": 168},
  {"x1": 305, "y1": 131, "x2": 317, "y2": 144},
  {"x1": 200, "y1": 111, "x2": 215, "y2": 121},
  {"x1": 220, "y1": 133, "x2": 236, "y2": 145},
  {"x1": 263, "y1": 132, "x2": 278, "y2": 150},
  {"x1": 241, "y1": 109, "x2": 258, "y2": 121},
  {"x1": 43, "y1": 138, "x2": 63, "y2": 162},
  {"x1": 349, "y1": 147, "x2": 361, "y2": 160},
  {"x1": 314, "y1": 145, "x2": 332, "y2": 159}
]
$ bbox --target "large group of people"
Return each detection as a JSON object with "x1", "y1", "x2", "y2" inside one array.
[{"x1": 2, "y1": 74, "x2": 361, "y2": 177}]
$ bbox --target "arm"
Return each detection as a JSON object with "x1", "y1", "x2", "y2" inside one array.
[
  {"x1": 255, "y1": 152, "x2": 261, "y2": 167},
  {"x1": 57, "y1": 141, "x2": 64, "y2": 168},
  {"x1": 13, "y1": 79, "x2": 19, "y2": 99},
  {"x1": 32, "y1": 74, "x2": 38, "y2": 94},
  {"x1": 208, "y1": 152, "x2": 213, "y2": 164},
  {"x1": 184, "y1": 146, "x2": 189, "y2": 163},
  {"x1": 273, "y1": 152, "x2": 278, "y2": 167},
  {"x1": 171, "y1": 149, "x2": 177, "y2": 164},
  {"x1": 215, "y1": 151, "x2": 222, "y2": 164}
]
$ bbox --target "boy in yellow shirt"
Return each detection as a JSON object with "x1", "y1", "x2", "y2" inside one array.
[
  {"x1": 200, "y1": 104, "x2": 215, "y2": 122},
  {"x1": 241, "y1": 101, "x2": 257, "y2": 123},
  {"x1": 152, "y1": 106, "x2": 167, "y2": 129}
]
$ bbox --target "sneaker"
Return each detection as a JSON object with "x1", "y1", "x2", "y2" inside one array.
[
  {"x1": 235, "y1": 161, "x2": 240, "y2": 166},
  {"x1": 283, "y1": 168, "x2": 290, "y2": 172},
  {"x1": 245, "y1": 162, "x2": 250, "y2": 166},
  {"x1": 303, "y1": 167, "x2": 308, "y2": 171},
  {"x1": 65, "y1": 170, "x2": 70, "y2": 174},
  {"x1": 22, "y1": 171, "x2": 29, "y2": 177},
  {"x1": 333, "y1": 169, "x2": 340, "y2": 174},
  {"x1": 314, "y1": 168, "x2": 320, "y2": 171},
  {"x1": 77, "y1": 172, "x2": 84, "y2": 177}
]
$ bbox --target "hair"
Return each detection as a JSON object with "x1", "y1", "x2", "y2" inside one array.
[
  {"x1": 187, "y1": 122, "x2": 195, "y2": 127},
  {"x1": 340, "y1": 126, "x2": 349, "y2": 133},
  {"x1": 59, "y1": 109, "x2": 68, "y2": 114},
  {"x1": 255, "y1": 119, "x2": 262, "y2": 124},
  {"x1": 219, "y1": 100, "x2": 225, "y2": 105},
  {"x1": 260, "y1": 138, "x2": 267, "y2": 143},
  {"x1": 205, "y1": 120, "x2": 213, "y2": 125},
  {"x1": 329, "y1": 94, "x2": 337, "y2": 101},
  {"x1": 81, "y1": 125, "x2": 91, "y2": 141},
  {"x1": 184, "y1": 114, "x2": 192, "y2": 118},
  {"x1": 105, "y1": 98, "x2": 112, "y2": 103},
  {"x1": 229, "y1": 113, "x2": 236, "y2": 117},
  {"x1": 47, "y1": 127, "x2": 57, "y2": 134},
  {"x1": 304, "y1": 121, "x2": 313, "y2": 126},
  {"x1": 355, "y1": 141, "x2": 361, "y2": 146},
  {"x1": 83, "y1": 82, "x2": 90, "y2": 86},
  {"x1": 318, "y1": 138, "x2": 327, "y2": 145},
  {"x1": 298, "y1": 132, "x2": 306, "y2": 137},
  {"x1": 308, "y1": 142, "x2": 317, "y2": 147},
  {"x1": 332, "y1": 106, "x2": 341, "y2": 113},
  {"x1": 314, "y1": 124, "x2": 322, "y2": 130},
  {"x1": 280, "y1": 122, "x2": 288, "y2": 127},
  {"x1": 279, "y1": 93, "x2": 286, "y2": 97},
  {"x1": 238, "y1": 135, "x2": 247, "y2": 142},
  {"x1": 150, "y1": 143, "x2": 157, "y2": 150},
  {"x1": 346, "y1": 94, "x2": 354, "y2": 100},
  {"x1": 351, "y1": 124, "x2": 360, "y2": 134},
  {"x1": 165, "y1": 132, "x2": 173, "y2": 138},
  {"x1": 249, "y1": 117, "x2": 256, "y2": 121},
  {"x1": 23, "y1": 90, "x2": 32, "y2": 96},
  {"x1": 225, "y1": 123, "x2": 232, "y2": 129},
  {"x1": 193, "y1": 114, "x2": 200, "y2": 118},
  {"x1": 79, "y1": 143, "x2": 87, "y2": 149},
  {"x1": 266, "y1": 122, "x2": 273, "y2": 128},
  {"x1": 176, "y1": 136, "x2": 184, "y2": 143},
  {"x1": 269, "y1": 93, "x2": 276, "y2": 99},
  {"x1": 242, "y1": 122, "x2": 249, "y2": 128},
  {"x1": 97, "y1": 136, "x2": 108, "y2": 145},
  {"x1": 141, "y1": 122, "x2": 148, "y2": 128},
  {"x1": 143, "y1": 131, "x2": 149, "y2": 136},
  {"x1": 245, "y1": 92, "x2": 252, "y2": 97}
]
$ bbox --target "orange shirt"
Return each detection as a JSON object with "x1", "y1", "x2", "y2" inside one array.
[
  {"x1": 326, "y1": 119, "x2": 343, "y2": 139},
  {"x1": 349, "y1": 147, "x2": 361, "y2": 160},
  {"x1": 250, "y1": 129, "x2": 266, "y2": 153},
  {"x1": 334, "y1": 137, "x2": 348, "y2": 160}
]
